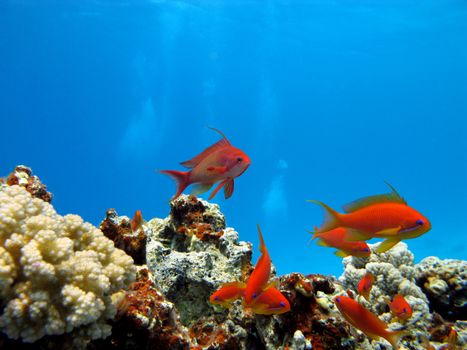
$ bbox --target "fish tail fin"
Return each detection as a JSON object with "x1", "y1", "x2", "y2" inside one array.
[
  {"x1": 160, "y1": 170, "x2": 190, "y2": 200},
  {"x1": 256, "y1": 224, "x2": 267, "y2": 254},
  {"x1": 386, "y1": 330, "x2": 405, "y2": 350},
  {"x1": 307, "y1": 200, "x2": 341, "y2": 232}
]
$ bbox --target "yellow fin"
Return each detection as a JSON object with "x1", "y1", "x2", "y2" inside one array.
[
  {"x1": 334, "y1": 250, "x2": 349, "y2": 258},
  {"x1": 375, "y1": 226, "x2": 402, "y2": 236},
  {"x1": 375, "y1": 238, "x2": 401, "y2": 253},
  {"x1": 317, "y1": 239, "x2": 330, "y2": 247}
]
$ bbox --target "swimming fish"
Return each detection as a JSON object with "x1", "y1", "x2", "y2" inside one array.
[
  {"x1": 334, "y1": 295, "x2": 404, "y2": 349},
  {"x1": 385, "y1": 294, "x2": 412, "y2": 321},
  {"x1": 247, "y1": 283, "x2": 290, "y2": 315},
  {"x1": 209, "y1": 282, "x2": 246, "y2": 308},
  {"x1": 244, "y1": 225, "x2": 271, "y2": 305},
  {"x1": 309, "y1": 183, "x2": 431, "y2": 253},
  {"x1": 311, "y1": 226, "x2": 371, "y2": 258},
  {"x1": 130, "y1": 210, "x2": 144, "y2": 232},
  {"x1": 357, "y1": 272, "x2": 375, "y2": 301},
  {"x1": 447, "y1": 327, "x2": 458, "y2": 350},
  {"x1": 160, "y1": 127, "x2": 251, "y2": 200}
]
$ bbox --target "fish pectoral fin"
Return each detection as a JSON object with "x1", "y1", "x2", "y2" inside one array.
[
  {"x1": 375, "y1": 238, "x2": 401, "y2": 253},
  {"x1": 316, "y1": 239, "x2": 330, "y2": 247},
  {"x1": 207, "y1": 166, "x2": 228, "y2": 174},
  {"x1": 208, "y1": 178, "x2": 229, "y2": 200},
  {"x1": 345, "y1": 229, "x2": 371, "y2": 241},
  {"x1": 224, "y1": 178, "x2": 234, "y2": 199},
  {"x1": 375, "y1": 227, "x2": 402, "y2": 236},
  {"x1": 191, "y1": 183, "x2": 214, "y2": 196},
  {"x1": 334, "y1": 250, "x2": 349, "y2": 258}
]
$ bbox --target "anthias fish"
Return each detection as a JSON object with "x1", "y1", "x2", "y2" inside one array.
[
  {"x1": 244, "y1": 225, "x2": 271, "y2": 305},
  {"x1": 130, "y1": 209, "x2": 144, "y2": 232},
  {"x1": 209, "y1": 282, "x2": 246, "y2": 308},
  {"x1": 311, "y1": 226, "x2": 371, "y2": 258},
  {"x1": 309, "y1": 183, "x2": 431, "y2": 253},
  {"x1": 386, "y1": 294, "x2": 412, "y2": 320},
  {"x1": 357, "y1": 272, "x2": 375, "y2": 301},
  {"x1": 334, "y1": 295, "x2": 404, "y2": 349},
  {"x1": 161, "y1": 127, "x2": 250, "y2": 200},
  {"x1": 246, "y1": 284, "x2": 290, "y2": 315}
]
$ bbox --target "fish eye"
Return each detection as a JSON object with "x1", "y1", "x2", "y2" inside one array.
[
  {"x1": 252, "y1": 293, "x2": 257, "y2": 299},
  {"x1": 214, "y1": 296, "x2": 219, "y2": 301},
  {"x1": 364, "y1": 248, "x2": 370, "y2": 252},
  {"x1": 335, "y1": 297, "x2": 341, "y2": 303},
  {"x1": 416, "y1": 219, "x2": 424, "y2": 226},
  {"x1": 237, "y1": 157, "x2": 243, "y2": 162},
  {"x1": 403, "y1": 307, "x2": 407, "y2": 312},
  {"x1": 279, "y1": 301, "x2": 285, "y2": 307}
]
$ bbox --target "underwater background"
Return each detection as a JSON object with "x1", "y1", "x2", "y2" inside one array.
[{"x1": 0, "y1": 0, "x2": 466, "y2": 277}]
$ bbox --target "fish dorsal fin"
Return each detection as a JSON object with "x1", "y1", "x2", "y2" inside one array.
[
  {"x1": 342, "y1": 182, "x2": 406, "y2": 213},
  {"x1": 180, "y1": 127, "x2": 231, "y2": 168}
]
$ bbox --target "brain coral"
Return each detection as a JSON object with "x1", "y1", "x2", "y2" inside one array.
[{"x1": 0, "y1": 185, "x2": 136, "y2": 342}]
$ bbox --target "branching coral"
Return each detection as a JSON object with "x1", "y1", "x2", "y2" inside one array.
[
  {"x1": 0, "y1": 185, "x2": 136, "y2": 342},
  {"x1": 338, "y1": 242, "x2": 454, "y2": 349}
]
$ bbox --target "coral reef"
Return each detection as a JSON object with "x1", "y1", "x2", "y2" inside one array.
[
  {"x1": 1, "y1": 166, "x2": 465, "y2": 350},
  {"x1": 0, "y1": 185, "x2": 136, "y2": 343},
  {"x1": 414, "y1": 256, "x2": 466, "y2": 321},
  {"x1": 339, "y1": 242, "x2": 466, "y2": 349},
  {"x1": 145, "y1": 195, "x2": 252, "y2": 325},
  {"x1": 3, "y1": 165, "x2": 53, "y2": 202},
  {"x1": 100, "y1": 209, "x2": 147, "y2": 265}
]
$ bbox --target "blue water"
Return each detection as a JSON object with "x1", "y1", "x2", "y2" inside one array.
[{"x1": 1, "y1": 1, "x2": 466, "y2": 277}]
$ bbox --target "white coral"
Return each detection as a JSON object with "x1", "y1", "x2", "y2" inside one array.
[
  {"x1": 339, "y1": 242, "x2": 430, "y2": 350},
  {"x1": 0, "y1": 185, "x2": 136, "y2": 342}
]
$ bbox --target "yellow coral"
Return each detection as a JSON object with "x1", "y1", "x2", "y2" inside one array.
[{"x1": 0, "y1": 185, "x2": 136, "y2": 342}]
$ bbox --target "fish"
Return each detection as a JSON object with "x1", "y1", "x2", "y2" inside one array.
[
  {"x1": 244, "y1": 225, "x2": 271, "y2": 305},
  {"x1": 447, "y1": 327, "x2": 458, "y2": 350},
  {"x1": 309, "y1": 183, "x2": 431, "y2": 253},
  {"x1": 334, "y1": 295, "x2": 404, "y2": 349},
  {"x1": 385, "y1": 294, "x2": 412, "y2": 320},
  {"x1": 357, "y1": 272, "x2": 375, "y2": 301},
  {"x1": 160, "y1": 127, "x2": 251, "y2": 200},
  {"x1": 311, "y1": 226, "x2": 371, "y2": 258},
  {"x1": 130, "y1": 210, "x2": 144, "y2": 232},
  {"x1": 246, "y1": 283, "x2": 290, "y2": 315},
  {"x1": 209, "y1": 282, "x2": 246, "y2": 308}
]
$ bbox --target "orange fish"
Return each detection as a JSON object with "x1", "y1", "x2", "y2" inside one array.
[
  {"x1": 311, "y1": 227, "x2": 371, "y2": 258},
  {"x1": 130, "y1": 210, "x2": 144, "y2": 232},
  {"x1": 247, "y1": 283, "x2": 290, "y2": 315},
  {"x1": 386, "y1": 294, "x2": 412, "y2": 320},
  {"x1": 309, "y1": 183, "x2": 431, "y2": 253},
  {"x1": 334, "y1": 295, "x2": 404, "y2": 349},
  {"x1": 161, "y1": 127, "x2": 251, "y2": 200},
  {"x1": 357, "y1": 272, "x2": 375, "y2": 301},
  {"x1": 209, "y1": 282, "x2": 246, "y2": 308},
  {"x1": 244, "y1": 225, "x2": 271, "y2": 305},
  {"x1": 447, "y1": 327, "x2": 458, "y2": 350}
]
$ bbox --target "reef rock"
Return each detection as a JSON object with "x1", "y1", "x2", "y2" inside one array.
[
  {"x1": 3, "y1": 165, "x2": 53, "y2": 202},
  {"x1": 414, "y1": 256, "x2": 466, "y2": 321},
  {"x1": 146, "y1": 195, "x2": 252, "y2": 325}
]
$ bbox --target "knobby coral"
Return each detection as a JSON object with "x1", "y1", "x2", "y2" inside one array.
[{"x1": 0, "y1": 185, "x2": 136, "y2": 342}]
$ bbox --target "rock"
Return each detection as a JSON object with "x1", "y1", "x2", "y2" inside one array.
[
  {"x1": 145, "y1": 195, "x2": 252, "y2": 324},
  {"x1": 415, "y1": 257, "x2": 466, "y2": 321}
]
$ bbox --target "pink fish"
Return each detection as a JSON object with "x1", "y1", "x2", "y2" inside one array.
[{"x1": 161, "y1": 128, "x2": 250, "y2": 200}]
